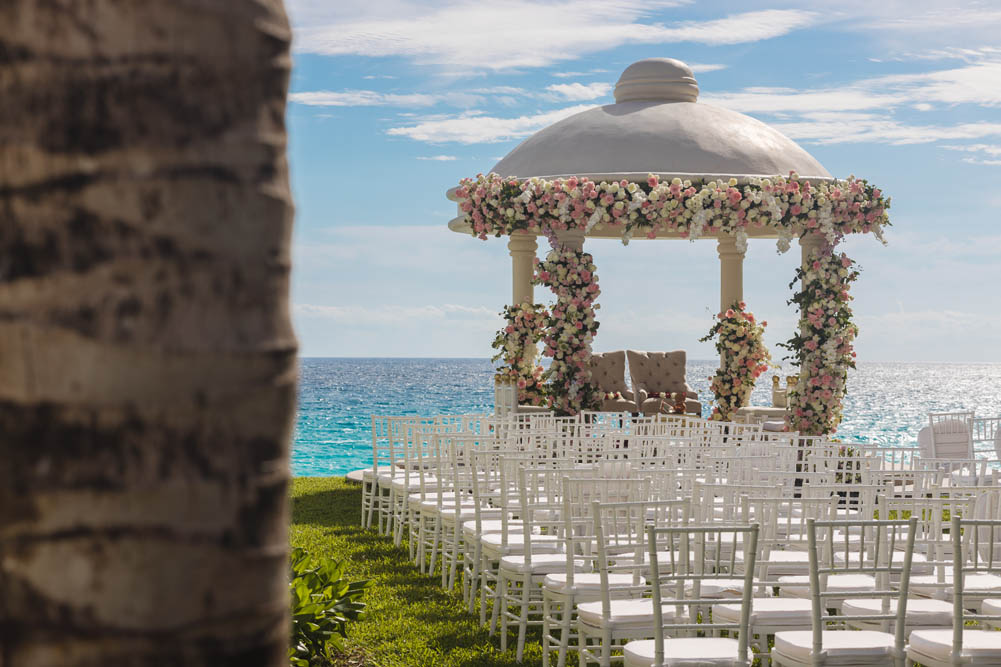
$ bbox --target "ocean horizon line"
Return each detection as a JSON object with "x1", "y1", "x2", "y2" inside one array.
[{"x1": 298, "y1": 357, "x2": 1001, "y2": 364}]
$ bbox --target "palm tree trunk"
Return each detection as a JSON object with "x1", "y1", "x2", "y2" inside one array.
[{"x1": 0, "y1": 1, "x2": 296, "y2": 665}]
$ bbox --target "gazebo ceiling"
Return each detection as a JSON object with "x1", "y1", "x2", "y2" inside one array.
[{"x1": 489, "y1": 58, "x2": 831, "y2": 182}]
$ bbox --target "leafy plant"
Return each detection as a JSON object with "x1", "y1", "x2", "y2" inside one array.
[{"x1": 289, "y1": 546, "x2": 370, "y2": 667}]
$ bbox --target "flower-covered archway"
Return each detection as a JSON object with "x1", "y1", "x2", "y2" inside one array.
[{"x1": 456, "y1": 171, "x2": 890, "y2": 432}]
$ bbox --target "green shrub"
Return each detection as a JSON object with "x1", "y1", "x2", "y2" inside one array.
[{"x1": 289, "y1": 546, "x2": 370, "y2": 667}]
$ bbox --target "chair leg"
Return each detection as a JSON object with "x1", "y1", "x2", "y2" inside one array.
[
  {"x1": 516, "y1": 574, "x2": 530, "y2": 662},
  {"x1": 428, "y1": 517, "x2": 440, "y2": 576},
  {"x1": 499, "y1": 575, "x2": 509, "y2": 649},
  {"x1": 557, "y1": 595, "x2": 572, "y2": 667},
  {"x1": 542, "y1": 594, "x2": 552, "y2": 667},
  {"x1": 599, "y1": 626, "x2": 612, "y2": 667},
  {"x1": 482, "y1": 554, "x2": 493, "y2": 628}
]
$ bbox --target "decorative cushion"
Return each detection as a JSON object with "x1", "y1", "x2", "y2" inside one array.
[
  {"x1": 624, "y1": 637, "x2": 740, "y2": 667},
  {"x1": 773, "y1": 630, "x2": 896, "y2": 664},
  {"x1": 639, "y1": 397, "x2": 702, "y2": 416}
]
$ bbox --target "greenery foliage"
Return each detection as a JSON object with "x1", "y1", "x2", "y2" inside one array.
[
  {"x1": 291, "y1": 477, "x2": 543, "y2": 666},
  {"x1": 290, "y1": 547, "x2": 370, "y2": 666},
  {"x1": 491, "y1": 302, "x2": 548, "y2": 406}
]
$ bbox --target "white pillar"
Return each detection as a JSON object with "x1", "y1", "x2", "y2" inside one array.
[
  {"x1": 507, "y1": 233, "x2": 538, "y2": 306},
  {"x1": 717, "y1": 235, "x2": 745, "y2": 313}
]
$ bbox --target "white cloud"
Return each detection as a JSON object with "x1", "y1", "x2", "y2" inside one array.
[
  {"x1": 290, "y1": 90, "x2": 442, "y2": 107},
  {"x1": 416, "y1": 155, "x2": 458, "y2": 161},
  {"x1": 386, "y1": 104, "x2": 595, "y2": 144},
  {"x1": 701, "y1": 54, "x2": 1001, "y2": 146},
  {"x1": 295, "y1": 303, "x2": 497, "y2": 326},
  {"x1": 552, "y1": 68, "x2": 610, "y2": 78},
  {"x1": 545, "y1": 82, "x2": 613, "y2": 101},
  {"x1": 688, "y1": 63, "x2": 729, "y2": 73},
  {"x1": 942, "y1": 143, "x2": 1001, "y2": 165},
  {"x1": 293, "y1": 2, "x2": 817, "y2": 71},
  {"x1": 772, "y1": 115, "x2": 1001, "y2": 146},
  {"x1": 290, "y1": 89, "x2": 492, "y2": 108}
]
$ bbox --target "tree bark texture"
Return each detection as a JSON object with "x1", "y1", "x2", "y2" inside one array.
[{"x1": 0, "y1": 1, "x2": 296, "y2": 665}]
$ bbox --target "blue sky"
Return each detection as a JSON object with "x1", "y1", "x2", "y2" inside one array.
[{"x1": 285, "y1": 0, "x2": 1001, "y2": 362}]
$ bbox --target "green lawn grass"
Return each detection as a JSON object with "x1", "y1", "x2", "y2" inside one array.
[{"x1": 291, "y1": 477, "x2": 544, "y2": 667}]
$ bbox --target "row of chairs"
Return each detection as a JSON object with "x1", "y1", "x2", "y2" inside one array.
[{"x1": 360, "y1": 411, "x2": 1001, "y2": 666}]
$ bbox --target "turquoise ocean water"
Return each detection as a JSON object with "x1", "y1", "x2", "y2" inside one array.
[{"x1": 292, "y1": 358, "x2": 1001, "y2": 477}]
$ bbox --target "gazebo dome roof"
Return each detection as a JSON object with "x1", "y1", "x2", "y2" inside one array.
[{"x1": 488, "y1": 58, "x2": 830, "y2": 182}]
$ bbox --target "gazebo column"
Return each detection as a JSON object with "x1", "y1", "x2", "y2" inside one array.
[
  {"x1": 507, "y1": 232, "x2": 538, "y2": 305},
  {"x1": 716, "y1": 235, "x2": 745, "y2": 312}
]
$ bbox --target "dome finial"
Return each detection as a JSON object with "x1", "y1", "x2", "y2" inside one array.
[{"x1": 614, "y1": 58, "x2": 699, "y2": 104}]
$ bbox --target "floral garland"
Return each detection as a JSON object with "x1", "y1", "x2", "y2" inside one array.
[
  {"x1": 491, "y1": 302, "x2": 549, "y2": 406},
  {"x1": 458, "y1": 171, "x2": 888, "y2": 425},
  {"x1": 783, "y1": 250, "x2": 859, "y2": 435},
  {"x1": 456, "y1": 172, "x2": 889, "y2": 252},
  {"x1": 535, "y1": 245, "x2": 602, "y2": 415},
  {"x1": 700, "y1": 302, "x2": 771, "y2": 421}
]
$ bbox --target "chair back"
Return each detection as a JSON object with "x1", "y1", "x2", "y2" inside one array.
[
  {"x1": 807, "y1": 517, "x2": 917, "y2": 655},
  {"x1": 627, "y1": 349, "x2": 690, "y2": 396},
  {"x1": 951, "y1": 516, "x2": 1001, "y2": 656},
  {"x1": 647, "y1": 522, "x2": 760, "y2": 666},
  {"x1": 921, "y1": 411, "x2": 975, "y2": 459}
]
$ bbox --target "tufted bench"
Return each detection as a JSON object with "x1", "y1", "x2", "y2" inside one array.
[
  {"x1": 589, "y1": 351, "x2": 638, "y2": 412},
  {"x1": 626, "y1": 349, "x2": 701, "y2": 416}
]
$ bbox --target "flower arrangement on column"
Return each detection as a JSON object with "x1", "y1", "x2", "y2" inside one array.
[
  {"x1": 700, "y1": 302, "x2": 771, "y2": 421},
  {"x1": 491, "y1": 302, "x2": 549, "y2": 406},
  {"x1": 784, "y1": 250, "x2": 860, "y2": 435},
  {"x1": 535, "y1": 244, "x2": 601, "y2": 415}
]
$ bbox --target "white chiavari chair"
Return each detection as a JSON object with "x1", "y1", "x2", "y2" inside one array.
[
  {"x1": 906, "y1": 516, "x2": 1001, "y2": 667},
  {"x1": 622, "y1": 522, "x2": 761, "y2": 667},
  {"x1": 577, "y1": 499, "x2": 691, "y2": 667},
  {"x1": 541, "y1": 477, "x2": 653, "y2": 667},
  {"x1": 771, "y1": 517, "x2": 918, "y2": 667}
]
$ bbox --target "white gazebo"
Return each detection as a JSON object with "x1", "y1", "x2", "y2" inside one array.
[{"x1": 447, "y1": 57, "x2": 832, "y2": 315}]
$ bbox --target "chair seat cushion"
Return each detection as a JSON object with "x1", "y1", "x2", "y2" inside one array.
[
  {"x1": 910, "y1": 573, "x2": 1001, "y2": 598},
  {"x1": 773, "y1": 630, "x2": 896, "y2": 664},
  {"x1": 841, "y1": 597, "x2": 953, "y2": 626},
  {"x1": 736, "y1": 549, "x2": 811, "y2": 576},
  {"x1": 624, "y1": 637, "x2": 740, "y2": 667},
  {"x1": 498, "y1": 553, "x2": 584, "y2": 575},
  {"x1": 982, "y1": 598, "x2": 1001, "y2": 615},
  {"x1": 442, "y1": 507, "x2": 502, "y2": 524},
  {"x1": 480, "y1": 533, "x2": 561, "y2": 556},
  {"x1": 910, "y1": 629, "x2": 1001, "y2": 659},
  {"x1": 714, "y1": 597, "x2": 813, "y2": 625},
  {"x1": 778, "y1": 573, "x2": 875, "y2": 598},
  {"x1": 833, "y1": 550, "x2": 931, "y2": 574},
  {"x1": 462, "y1": 519, "x2": 523, "y2": 536},
  {"x1": 577, "y1": 598, "x2": 680, "y2": 630},
  {"x1": 543, "y1": 572, "x2": 642, "y2": 594},
  {"x1": 685, "y1": 578, "x2": 747, "y2": 599}
]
